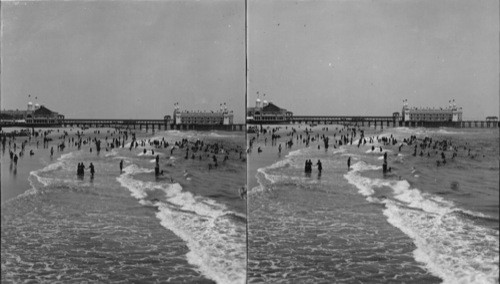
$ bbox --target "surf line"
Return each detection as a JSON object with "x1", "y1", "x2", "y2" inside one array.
[
  {"x1": 344, "y1": 161, "x2": 499, "y2": 284},
  {"x1": 116, "y1": 164, "x2": 246, "y2": 284}
]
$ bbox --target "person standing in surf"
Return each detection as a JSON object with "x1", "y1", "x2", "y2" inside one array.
[
  {"x1": 316, "y1": 160, "x2": 322, "y2": 172},
  {"x1": 89, "y1": 163, "x2": 95, "y2": 178}
]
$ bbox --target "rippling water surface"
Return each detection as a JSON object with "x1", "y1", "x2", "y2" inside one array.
[
  {"x1": 248, "y1": 126, "x2": 499, "y2": 283},
  {"x1": 1, "y1": 129, "x2": 246, "y2": 284}
]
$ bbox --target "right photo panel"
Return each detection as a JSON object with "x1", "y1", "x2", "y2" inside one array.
[{"x1": 246, "y1": 0, "x2": 499, "y2": 283}]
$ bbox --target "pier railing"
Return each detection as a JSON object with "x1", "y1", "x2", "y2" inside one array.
[
  {"x1": 0, "y1": 119, "x2": 245, "y2": 132},
  {"x1": 249, "y1": 116, "x2": 498, "y2": 129},
  {"x1": 2, "y1": 117, "x2": 497, "y2": 130}
]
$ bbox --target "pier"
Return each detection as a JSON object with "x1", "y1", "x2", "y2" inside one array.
[
  {"x1": 0, "y1": 118, "x2": 245, "y2": 132},
  {"x1": 1, "y1": 117, "x2": 497, "y2": 130},
  {"x1": 62, "y1": 119, "x2": 169, "y2": 131},
  {"x1": 287, "y1": 116, "x2": 499, "y2": 128}
]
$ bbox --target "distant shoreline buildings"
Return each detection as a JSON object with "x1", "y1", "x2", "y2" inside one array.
[
  {"x1": 1, "y1": 101, "x2": 65, "y2": 125},
  {"x1": 399, "y1": 99, "x2": 463, "y2": 122},
  {"x1": 171, "y1": 103, "x2": 234, "y2": 125},
  {"x1": 245, "y1": 97, "x2": 489, "y2": 124},
  {"x1": 246, "y1": 96, "x2": 293, "y2": 123}
]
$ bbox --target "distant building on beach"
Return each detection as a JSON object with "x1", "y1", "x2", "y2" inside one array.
[
  {"x1": 246, "y1": 97, "x2": 293, "y2": 123},
  {"x1": 1, "y1": 102, "x2": 64, "y2": 125},
  {"x1": 172, "y1": 103, "x2": 234, "y2": 125},
  {"x1": 401, "y1": 99, "x2": 462, "y2": 122}
]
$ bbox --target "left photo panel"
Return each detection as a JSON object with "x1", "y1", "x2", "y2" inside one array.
[{"x1": 0, "y1": 1, "x2": 247, "y2": 283}]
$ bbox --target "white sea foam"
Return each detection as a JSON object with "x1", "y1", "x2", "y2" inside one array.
[
  {"x1": 116, "y1": 165, "x2": 154, "y2": 199},
  {"x1": 116, "y1": 164, "x2": 246, "y2": 284},
  {"x1": 435, "y1": 128, "x2": 466, "y2": 135},
  {"x1": 388, "y1": 127, "x2": 466, "y2": 137},
  {"x1": 58, "y1": 152, "x2": 76, "y2": 161},
  {"x1": 384, "y1": 200, "x2": 499, "y2": 284},
  {"x1": 104, "y1": 149, "x2": 118, "y2": 157},
  {"x1": 208, "y1": 132, "x2": 241, "y2": 138},
  {"x1": 365, "y1": 148, "x2": 393, "y2": 154},
  {"x1": 30, "y1": 153, "x2": 73, "y2": 187},
  {"x1": 332, "y1": 148, "x2": 347, "y2": 154},
  {"x1": 249, "y1": 184, "x2": 265, "y2": 194},
  {"x1": 137, "y1": 152, "x2": 157, "y2": 157},
  {"x1": 344, "y1": 161, "x2": 500, "y2": 284},
  {"x1": 286, "y1": 149, "x2": 303, "y2": 157}
]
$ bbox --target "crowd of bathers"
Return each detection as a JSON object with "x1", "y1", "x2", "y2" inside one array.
[{"x1": 246, "y1": 123, "x2": 488, "y2": 178}]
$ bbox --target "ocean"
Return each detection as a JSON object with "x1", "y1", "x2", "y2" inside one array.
[
  {"x1": 1, "y1": 128, "x2": 246, "y2": 283},
  {"x1": 248, "y1": 125, "x2": 499, "y2": 283},
  {"x1": 2, "y1": 125, "x2": 498, "y2": 283}
]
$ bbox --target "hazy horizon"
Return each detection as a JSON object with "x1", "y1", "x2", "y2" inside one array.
[
  {"x1": 2, "y1": 0, "x2": 499, "y2": 121},
  {"x1": 1, "y1": 1, "x2": 246, "y2": 122},
  {"x1": 248, "y1": 0, "x2": 499, "y2": 120}
]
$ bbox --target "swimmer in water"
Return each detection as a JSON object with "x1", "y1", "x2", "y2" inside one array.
[{"x1": 89, "y1": 163, "x2": 95, "y2": 178}]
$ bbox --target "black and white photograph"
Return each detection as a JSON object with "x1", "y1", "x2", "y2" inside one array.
[
  {"x1": 1, "y1": 1, "x2": 246, "y2": 283},
  {"x1": 246, "y1": 0, "x2": 498, "y2": 283},
  {"x1": 1, "y1": 0, "x2": 499, "y2": 283}
]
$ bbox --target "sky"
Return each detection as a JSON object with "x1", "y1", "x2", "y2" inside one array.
[
  {"x1": 248, "y1": 0, "x2": 499, "y2": 120},
  {"x1": 1, "y1": 0, "x2": 245, "y2": 122}
]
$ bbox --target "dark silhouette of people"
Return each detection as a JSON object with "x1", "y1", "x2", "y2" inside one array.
[
  {"x1": 77, "y1": 162, "x2": 85, "y2": 177},
  {"x1": 120, "y1": 159, "x2": 124, "y2": 173},
  {"x1": 89, "y1": 163, "x2": 95, "y2": 178},
  {"x1": 347, "y1": 157, "x2": 351, "y2": 170},
  {"x1": 155, "y1": 163, "x2": 160, "y2": 176},
  {"x1": 304, "y1": 159, "x2": 313, "y2": 173},
  {"x1": 155, "y1": 161, "x2": 164, "y2": 177},
  {"x1": 316, "y1": 160, "x2": 322, "y2": 172},
  {"x1": 382, "y1": 161, "x2": 392, "y2": 174}
]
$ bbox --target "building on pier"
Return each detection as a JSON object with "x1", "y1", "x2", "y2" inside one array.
[
  {"x1": 172, "y1": 103, "x2": 234, "y2": 125},
  {"x1": 401, "y1": 99, "x2": 462, "y2": 122},
  {"x1": 1, "y1": 102, "x2": 64, "y2": 125},
  {"x1": 246, "y1": 97, "x2": 293, "y2": 123}
]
